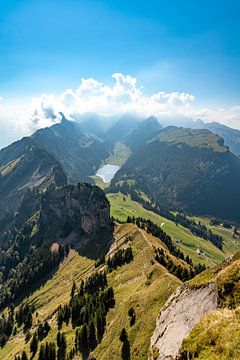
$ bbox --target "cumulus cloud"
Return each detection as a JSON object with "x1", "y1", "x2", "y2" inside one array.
[
  {"x1": 27, "y1": 73, "x2": 195, "y2": 122},
  {"x1": 0, "y1": 73, "x2": 240, "y2": 148}
]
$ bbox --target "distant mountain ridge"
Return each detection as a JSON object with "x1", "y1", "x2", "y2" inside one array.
[
  {"x1": 105, "y1": 113, "x2": 140, "y2": 142},
  {"x1": 0, "y1": 137, "x2": 66, "y2": 231},
  {"x1": 31, "y1": 115, "x2": 111, "y2": 182},
  {"x1": 125, "y1": 116, "x2": 162, "y2": 150},
  {"x1": 2, "y1": 113, "x2": 240, "y2": 227},
  {"x1": 204, "y1": 121, "x2": 240, "y2": 155}
]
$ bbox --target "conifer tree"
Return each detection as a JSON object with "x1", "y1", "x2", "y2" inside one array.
[
  {"x1": 119, "y1": 328, "x2": 130, "y2": 360},
  {"x1": 21, "y1": 351, "x2": 28, "y2": 360},
  {"x1": 78, "y1": 323, "x2": 89, "y2": 355},
  {"x1": 88, "y1": 320, "x2": 97, "y2": 351},
  {"x1": 30, "y1": 333, "x2": 38, "y2": 356}
]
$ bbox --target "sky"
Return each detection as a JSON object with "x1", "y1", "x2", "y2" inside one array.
[{"x1": 0, "y1": 0, "x2": 240, "y2": 147}]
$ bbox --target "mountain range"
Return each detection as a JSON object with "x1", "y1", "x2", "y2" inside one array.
[
  {"x1": 0, "y1": 113, "x2": 240, "y2": 359},
  {"x1": 109, "y1": 125, "x2": 240, "y2": 221}
]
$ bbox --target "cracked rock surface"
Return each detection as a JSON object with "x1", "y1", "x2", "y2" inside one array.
[{"x1": 150, "y1": 283, "x2": 218, "y2": 360}]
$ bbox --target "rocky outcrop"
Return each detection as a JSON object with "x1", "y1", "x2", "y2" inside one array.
[
  {"x1": 39, "y1": 183, "x2": 111, "y2": 240},
  {"x1": 150, "y1": 283, "x2": 218, "y2": 360}
]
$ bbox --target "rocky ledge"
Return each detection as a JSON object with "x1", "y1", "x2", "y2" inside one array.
[{"x1": 150, "y1": 283, "x2": 218, "y2": 360}]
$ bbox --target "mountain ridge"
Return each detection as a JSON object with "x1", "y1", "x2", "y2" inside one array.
[{"x1": 109, "y1": 127, "x2": 240, "y2": 221}]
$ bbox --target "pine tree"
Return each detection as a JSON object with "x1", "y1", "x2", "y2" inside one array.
[
  {"x1": 57, "y1": 309, "x2": 63, "y2": 330},
  {"x1": 57, "y1": 332, "x2": 67, "y2": 360},
  {"x1": 79, "y1": 280, "x2": 84, "y2": 296},
  {"x1": 128, "y1": 307, "x2": 136, "y2": 326},
  {"x1": 78, "y1": 323, "x2": 89, "y2": 355},
  {"x1": 23, "y1": 312, "x2": 32, "y2": 333},
  {"x1": 119, "y1": 328, "x2": 128, "y2": 343},
  {"x1": 71, "y1": 281, "x2": 76, "y2": 298},
  {"x1": 57, "y1": 331, "x2": 61, "y2": 348},
  {"x1": 30, "y1": 333, "x2": 38, "y2": 356},
  {"x1": 21, "y1": 351, "x2": 28, "y2": 360},
  {"x1": 44, "y1": 320, "x2": 51, "y2": 335},
  {"x1": 38, "y1": 344, "x2": 44, "y2": 360},
  {"x1": 119, "y1": 328, "x2": 130, "y2": 360},
  {"x1": 96, "y1": 310, "x2": 104, "y2": 342},
  {"x1": 88, "y1": 320, "x2": 97, "y2": 351}
]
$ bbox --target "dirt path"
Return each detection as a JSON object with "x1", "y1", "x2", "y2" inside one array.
[{"x1": 139, "y1": 228, "x2": 152, "y2": 248}]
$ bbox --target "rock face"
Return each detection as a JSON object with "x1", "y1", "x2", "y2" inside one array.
[
  {"x1": 150, "y1": 283, "x2": 218, "y2": 360},
  {"x1": 39, "y1": 183, "x2": 111, "y2": 240}
]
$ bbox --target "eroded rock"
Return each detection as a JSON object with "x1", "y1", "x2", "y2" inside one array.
[{"x1": 150, "y1": 283, "x2": 218, "y2": 360}]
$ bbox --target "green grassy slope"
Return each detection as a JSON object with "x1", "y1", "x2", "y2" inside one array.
[
  {"x1": 0, "y1": 250, "x2": 94, "y2": 360},
  {"x1": 107, "y1": 193, "x2": 240, "y2": 267},
  {"x1": 156, "y1": 128, "x2": 227, "y2": 152},
  {"x1": 180, "y1": 307, "x2": 240, "y2": 360},
  {"x1": 93, "y1": 224, "x2": 180, "y2": 360},
  {"x1": 193, "y1": 215, "x2": 240, "y2": 255},
  {"x1": 1, "y1": 223, "x2": 180, "y2": 360}
]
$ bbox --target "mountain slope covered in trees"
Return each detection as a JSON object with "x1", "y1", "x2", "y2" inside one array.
[
  {"x1": 31, "y1": 116, "x2": 111, "y2": 183},
  {"x1": 1, "y1": 219, "x2": 196, "y2": 360},
  {"x1": 0, "y1": 182, "x2": 111, "y2": 310},
  {"x1": 0, "y1": 137, "x2": 67, "y2": 236},
  {"x1": 109, "y1": 127, "x2": 240, "y2": 221}
]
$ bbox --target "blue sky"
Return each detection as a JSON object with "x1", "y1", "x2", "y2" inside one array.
[
  {"x1": 0, "y1": 0, "x2": 240, "y2": 149},
  {"x1": 0, "y1": 0, "x2": 239, "y2": 105}
]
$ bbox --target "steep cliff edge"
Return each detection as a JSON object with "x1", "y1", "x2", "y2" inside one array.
[
  {"x1": 39, "y1": 183, "x2": 111, "y2": 241},
  {"x1": 0, "y1": 183, "x2": 112, "y2": 309},
  {"x1": 150, "y1": 252, "x2": 240, "y2": 360}
]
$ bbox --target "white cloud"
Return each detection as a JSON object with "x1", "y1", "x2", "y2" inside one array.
[
  {"x1": 28, "y1": 73, "x2": 195, "y2": 120},
  {"x1": 0, "y1": 73, "x2": 240, "y2": 148}
]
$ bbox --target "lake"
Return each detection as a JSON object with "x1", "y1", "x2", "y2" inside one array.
[{"x1": 96, "y1": 164, "x2": 120, "y2": 183}]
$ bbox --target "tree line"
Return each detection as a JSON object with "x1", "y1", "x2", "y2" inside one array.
[
  {"x1": 0, "y1": 242, "x2": 69, "y2": 310},
  {"x1": 125, "y1": 216, "x2": 206, "y2": 278},
  {"x1": 154, "y1": 247, "x2": 206, "y2": 281},
  {"x1": 108, "y1": 184, "x2": 224, "y2": 250},
  {"x1": 107, "y1": 247, "x2": 133, "y2": 272},
  {"x1": 56, "y1": 271, "x2": 115, "y2": 359}
]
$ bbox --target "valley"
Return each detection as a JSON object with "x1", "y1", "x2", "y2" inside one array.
[
  {"x1": 0, "y1": 115, "x2": 240, "y2": 360},
  {"x1": 107, "y1": 192, "x2": 240, "y2": 267},
  {"x1": 1, "y1": 2, "x2": 239, "y2": 359}
]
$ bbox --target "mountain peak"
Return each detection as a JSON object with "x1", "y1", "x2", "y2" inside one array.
[{"x1": 140, "y1": 115, "x2": 162, "y2": 129}]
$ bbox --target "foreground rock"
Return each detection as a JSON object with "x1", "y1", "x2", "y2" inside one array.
[{"x1": 150, "y1": 283, "x2": 218, "y2": 360}]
